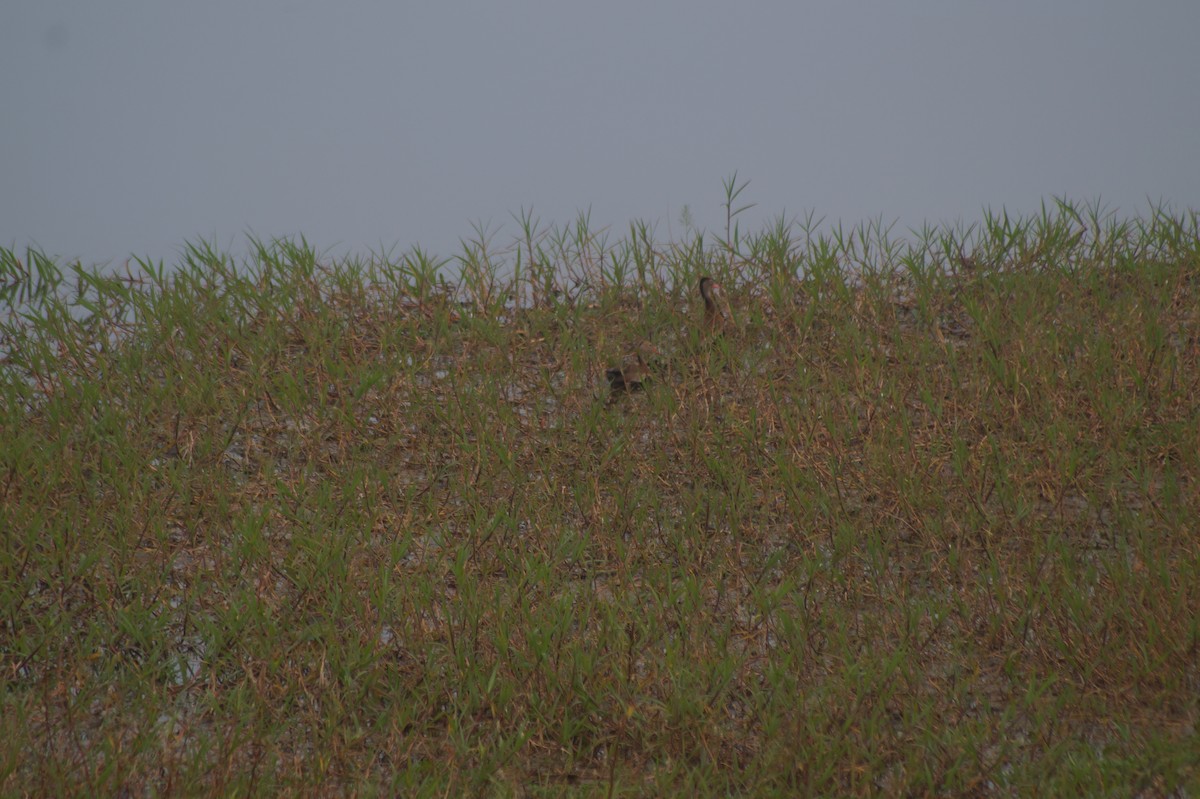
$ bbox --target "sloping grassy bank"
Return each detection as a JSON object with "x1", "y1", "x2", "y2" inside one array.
[{"x1": 2, "y1": 203, "x2": 1198, "y2": 795}]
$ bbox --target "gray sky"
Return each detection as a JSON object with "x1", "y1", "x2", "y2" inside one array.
[{"x1": 4, "y1": 2, "x2": 1199, "y2": 266}]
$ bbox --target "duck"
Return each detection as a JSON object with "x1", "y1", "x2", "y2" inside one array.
[
  {"x1": 699, "y1": 276, "x2": 727, "y2": 333},
  {"x1": 606, "y1": 341, "x2": 661, "y2": 392}
]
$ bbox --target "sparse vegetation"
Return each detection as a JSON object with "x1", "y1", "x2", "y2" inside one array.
[{"x1": 2, "y1": 192, "x2": 1198, "y2": 796}]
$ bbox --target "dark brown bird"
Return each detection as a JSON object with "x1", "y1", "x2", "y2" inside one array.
[
  {"x1": 606, "y1": 353, "x2": 647, "y2": 392},
  {"x1": 699, "y1": 276, "x2": 727, "y2": 333},
  {"x1": 605, "y1": 341, "x2": 660, "y2": 392}
]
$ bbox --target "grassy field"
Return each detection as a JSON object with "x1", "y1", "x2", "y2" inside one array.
[{"x1": 2, "y1": 196, "x2": 1198, "y2": 796}]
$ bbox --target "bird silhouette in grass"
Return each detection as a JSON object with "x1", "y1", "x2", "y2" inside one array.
[
  {"x1": 699, "y1": 276, "x2": 728, "y2": 335},
  {"x1": 606, "y1": 341, "x2": 661, "y2": 393}
]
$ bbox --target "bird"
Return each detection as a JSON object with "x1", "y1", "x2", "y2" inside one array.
[
  {"x1": 698, "y1": 276, "x2": 727, "y2": 333},
  {"x1": 606, "y1": 341, "x2": 660, "y2": 392}
]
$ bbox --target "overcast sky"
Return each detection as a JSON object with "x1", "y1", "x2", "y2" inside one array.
[{"x1": 3, "y1": 2, "x2": 1199, "y2": 266}]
